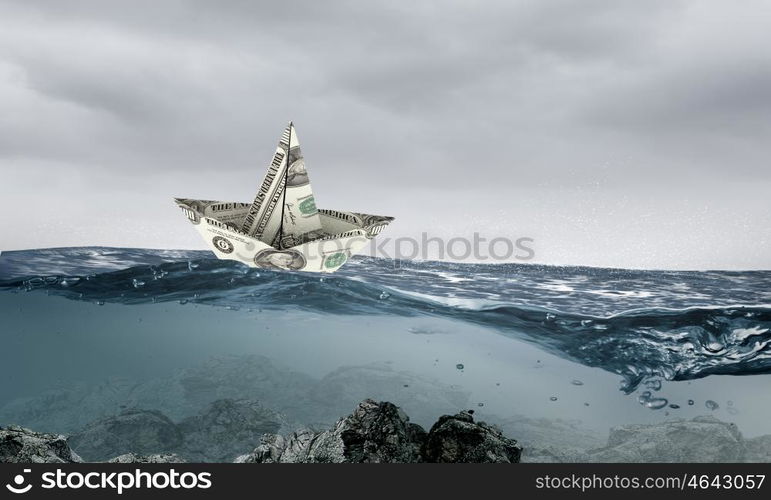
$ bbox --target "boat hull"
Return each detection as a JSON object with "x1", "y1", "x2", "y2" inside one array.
[{"x1": 174, "y1": 198, "x2": 393, "y2": 273}]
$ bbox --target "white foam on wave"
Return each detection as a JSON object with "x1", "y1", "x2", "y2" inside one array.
[
  {"x1": 538, "y1": 280, "x2": 576, "y2": 293},
  {"x1": 587, "y1": 289, "x2": 655, "y2": 299},
  {"x1": 432, "y1": 271, "x2": 474, "y2": 283},
  {"x1": 384, "y1": 286, "x2": 507, "y2": 311}
]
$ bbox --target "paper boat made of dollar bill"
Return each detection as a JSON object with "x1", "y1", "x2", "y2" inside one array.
[{"x1": 174, "y1": 122, "x2": 394, "y2": 272}]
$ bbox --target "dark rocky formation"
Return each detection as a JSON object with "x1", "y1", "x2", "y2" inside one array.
[
  {"x1": 238, "y1": 430, "x2": 317, "y2": 463},
  {"x1": 0, "y1": 425, "x2": 81, "y2": 463},
  {"x1": 238, "y1": 400, "x2": 426, "y2": 463},
  {"x1": 237, "y1": 400, "x2": 521, "y2": 463},
  {"x1": 108, "y1": 453, "x2": 185, "y2": 463},
  {"x1": 0, "y1": 428, "x2": 183, "y2": 464},
  {"x1": 69, "y1": 409, "x2": 183, "y2": 462},
  {"x1": 327, "y1": 399, "x2": 426, "y2": 463},
  {"x1": 423, "y1": 411, "x2": 521, "y2": 463}
]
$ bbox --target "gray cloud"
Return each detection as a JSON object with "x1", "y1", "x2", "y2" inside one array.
[{"x1": 0, "y1": 0, "x2": 768, "y2": 268}]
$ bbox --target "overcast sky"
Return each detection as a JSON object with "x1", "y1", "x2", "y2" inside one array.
[{"x1": 1, "y1": 0, "x2": 769, "y2": 269}]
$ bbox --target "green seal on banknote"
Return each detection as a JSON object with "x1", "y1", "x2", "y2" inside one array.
[
  {"x1": 324, "y1": 252, "x2": 347, "y2": 269},
  {"x1": 298, "y1": 196, "x2": 317, "y2": 215}
]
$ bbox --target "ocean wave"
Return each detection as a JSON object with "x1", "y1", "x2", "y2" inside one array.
[{"x1": 1, "y1": 247, "x2": 770, "y2": 391}]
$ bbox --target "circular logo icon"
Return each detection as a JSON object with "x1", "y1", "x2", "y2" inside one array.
[
  {"x1": 6, "y1": 469, "x2": 33, "y2": 494},
  {"x1": 212, "y1": 236, "x2": 234, "y2": 254}
]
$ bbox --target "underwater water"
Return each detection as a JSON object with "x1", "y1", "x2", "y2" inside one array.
[{"x1": 1, "y1": 247, "x2": 770, "y2": 460}]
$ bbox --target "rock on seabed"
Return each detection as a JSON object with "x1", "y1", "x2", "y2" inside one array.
[
  {"x1": 236, "y1": 399, "x2": 521, "y2": 463},
  {"x1": 108, "y1": 453, "x2": 186, "y2": 463},
  {"x1": 0, "y1": 425, "x2": 82, "y2": 463}
]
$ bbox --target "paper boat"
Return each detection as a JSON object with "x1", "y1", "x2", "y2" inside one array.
[{"x1": 174, "y1": 123, "x2": 394, "y2": 272}]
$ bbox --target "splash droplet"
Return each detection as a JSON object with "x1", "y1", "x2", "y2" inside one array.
[
  {"x1": 571, "y1": 379, "x2": 584, "y2": 386},
  {"x1": 379, "y1": 291, "x2": 391, "y2": 300},
  {"x1": 644, "y1": 379, "x2": 662, "y2": 391},
  {"x1": 645, "y1": 398, "x2": 668, "y2": 410},
  {"x1": 705, "y1": 400, "x2": 719, "y2": 411},
  {"x1": 132, "y1": 279, "x2": 145, "y2": 288},
  {"x1": 669, "y1": 404, "x2": 680, "y2": 409},
  {"x1": 60, "y1": 277, "x2": 80, "y2": 287},
  {"x1": 706, "y1": 342, "x2": 724, "y2": 352},
  {"x1": 455, "y1": 363, "x2": 464, "y2": 370},
  {"x1": 688, "y1": 399, "x2": 695, "y2": 406},
  {"x1": 549, "y1": 396, "x2": 558, "y2": 402}
]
